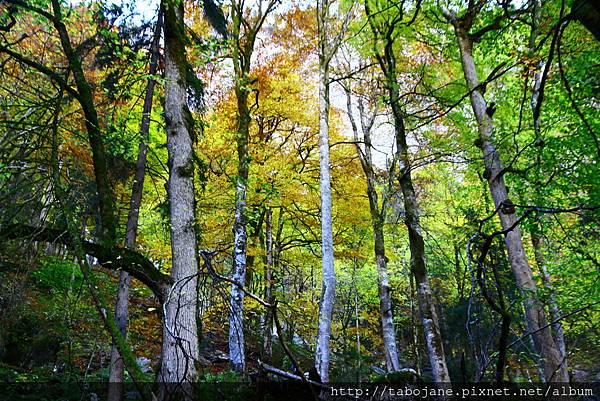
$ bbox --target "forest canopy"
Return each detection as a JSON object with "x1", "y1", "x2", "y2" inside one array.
[{"x1": 0, "y1": 0, "x2": 598, "y2": 400}]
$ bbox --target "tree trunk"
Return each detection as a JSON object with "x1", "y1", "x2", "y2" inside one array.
[
  {"x1": 409, "y1": 273, "x2": 422, "y2": 376},
  {"x1": 4, "y1": 2, "x2": 166, "y2": 398},
  {"x1": 107, "y1": 272, "x2": 131, "y2": 401},
  {"x1": 107, "y1": 12, "x2": 162, "y2": 401},
  {"x1": 261, "y1": 208, "x2": 274, "y2": 360},
  {"x1": 399, "y1": 170, "x2": 451, "y2": 383},
  {"x1": 313, "y1": 0, "x2": 349, "y2": 382},
  {"x1": 531, "y1": 231, "x2": 568, "y2": 366},
  {"x1": 344, "y1": 87, "x2": 401, "y2": 372},
  {"x1": 52, "y1": 0, "x2": 152, "y2": 390},
  {"x1": 228, "y1": 22, "x2": 252, "y2": 375},
  {"x1": 229, "y1": 169, "x2": 248, "y2": 373},
  {"x1": 50, "y1": 0, "x2": 116, "y2": 246},
  {"x1": 389, "y1": 58, "x2": 450, "y2": 385},
  {"x1": 371, "y1": 172, "x2": 401, "y2": 373},
  {"x1": 314, "y1": 52, "x2": 336, "y2": 384},
  {"x1": 452, "y1": 27, "x2": 568, "y2": 383},
  {"x1": 158, "y1": 2, "x2": 200, "y2": 398},
  {"x1": 363, "y1": 0, "x2": 450, "y2": 382},
  {"x1": 226, "y1": 0, "x2": 278, "y2": 372}
]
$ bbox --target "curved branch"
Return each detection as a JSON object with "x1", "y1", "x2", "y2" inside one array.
[
  {"x1": 0, "y1": 44, "x2": 80, "y2": 100},
  {"x1": 1, "y1": 223, "x2": 170, "y2": 301}
]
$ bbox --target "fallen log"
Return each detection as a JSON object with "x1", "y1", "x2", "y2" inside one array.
[
  {"x1": 257, "y1": 360, "x2": 375, "y2": 401},
  {"x1": 257, "y1": 360, "x2": 328, "y2": 390}
]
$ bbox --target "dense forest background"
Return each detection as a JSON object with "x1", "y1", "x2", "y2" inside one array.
[{"x1": 0, "y1": 0, "x2": 598, "y2": 400}]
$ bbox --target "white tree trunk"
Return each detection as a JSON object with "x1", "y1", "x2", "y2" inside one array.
[
  {"x1": 229, "y1": 178, "x2": 247, "y2": 373},
  {"x1": 374, "y1": 234, "x2": 401, "y2": 373},
  {"x1": 315, "y1": 57, "x2": 336, "y2": 383}
]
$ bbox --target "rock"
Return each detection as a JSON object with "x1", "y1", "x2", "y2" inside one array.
[
  {"x1": 136, "y1": 357, "x2": 153, "y2": 373},
  {"x1": 125, "y1": 391, "x2": 141, "y2": 400},
  {"x1": 198, "y1": 355, "x2": 211, "y2": 366},
  {"x1": 572, "y1": 369, "x2": 591, "y2": 381},
  {"x1": 371, "y1": 365, "x2": 386, "y2": 375},
  {"x1": 213, "y1": 350, "x2": 229, "y2": 362}
]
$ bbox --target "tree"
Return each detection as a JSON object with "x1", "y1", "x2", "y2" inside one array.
[
  {"x1": 343, "y1": 78, "x2": 401, "y2": 372},
  {"x1": 107, "y1": 11, "x2": 162, "y2": 401},
  {"x1": 363, "y1": 0, "x2": 451, "y2": 384},
  {"x1": 0, "y1": 0, "x2": 597, "y2": 391},
  {"x1": 0, "y1": 1, "x2": 165, "y2": 397},
  {"x1": 526, "y1": 0, "x2": 568, "y2": 372},
  {"x1": 157, "y1": 0, "x2": 200, "y2": 397},
  {"x1": 227, "y1": 0, "x2": 279, "y2": 374},
  {"x1": 441, "y1": 2, "x2": 569, "y2": 383},
  {"x1": 315, "y1": 0, "x2": 353, "y2": 383}
]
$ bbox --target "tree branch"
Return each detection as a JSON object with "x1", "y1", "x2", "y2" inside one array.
[
  {"x1": 0, "y1": 44, "x2": 80, "y2": 100},
  {"x1": 1, "y1": 223, "x2": 170, "y2": 301}
]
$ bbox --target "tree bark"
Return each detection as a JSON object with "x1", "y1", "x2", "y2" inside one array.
[
  {"x1": 107, "y1": 12, "x2": 162, "y2": 401},
  {"x1": 315, "y1": 22, "x2": 336, "y2": 383},
  {"x1": 369, "y1": 163, "x2": 402, "y2": 373},
  {"x1": 315, "y1": 57, "x2": 336, "y2": 384},
  {"x1": 313, "y1": 0, "x2": 352, "y2": 382},
  {"x1": 447, "y1": 19, "x2": 568, "y2": 382},
  {"x1": 229, "y1": 168, "x2": 248, "y2": 373},
  {"x1": 229, "y1": 68, "x2": 250, "y2": 370},
  {"x1": 158, "y1": 2, "x2": 200, "y2": 398}
]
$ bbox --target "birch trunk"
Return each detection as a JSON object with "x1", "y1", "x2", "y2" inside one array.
[
  {"x1": 228, "y1": 15, "x2": 251, "y2": 374},
  {"x1": 158, "y1": 2, "x2": 200, "y2": 398},
  {"x1": 227, "y1": 0, "x2": 277, "y2": 373},
  {"x1": 229, "y1": 173, "x2": 247, "y2": 373},
  {"x1": 313, "y1": 0, "x2": 348, "y2": 383},
  {"x1": 451, "y1": 26, "x2": 568, "y2": 383},
  {"x1": 315, "y1": 56, "x2": 336, "y2": 383},
  {"x1": 107, "y1": 13, "x2": 162, "y2": 401}
]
